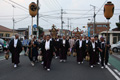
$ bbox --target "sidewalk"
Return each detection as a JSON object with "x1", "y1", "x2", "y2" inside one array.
[{"x1": 109, "y1": 52, "x2": 120, "y2": 71}]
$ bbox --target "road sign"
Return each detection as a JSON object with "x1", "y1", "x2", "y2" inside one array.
[{"x1": 33, "y1": 24, "x2": 37, "y2": 28}]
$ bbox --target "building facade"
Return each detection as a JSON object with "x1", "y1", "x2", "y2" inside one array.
[
  {"x1": 0, "y1": 25, "x2": 17, "y2": 38},
  {"x1": 87, "y1": 22, "x2": 110, "y2": 36}
]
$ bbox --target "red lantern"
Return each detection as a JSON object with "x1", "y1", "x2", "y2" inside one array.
[{"x1": 104, "y1": 1, "x2": 114, "y2": 20}]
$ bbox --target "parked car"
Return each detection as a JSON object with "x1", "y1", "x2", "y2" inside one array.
[
  {"x1": 111, "y1": 41, "x2": 120, "y2": 52},
  {"x1": 0, "y1": 44, "x2": 3, "y2": 52}
]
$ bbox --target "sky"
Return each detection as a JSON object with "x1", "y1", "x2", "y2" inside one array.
[{"x1": 0, "y1": 0, "x2": 120, "y2": 31}]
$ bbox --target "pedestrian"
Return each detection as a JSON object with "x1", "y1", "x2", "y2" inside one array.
[
  {"x1": 89, "y1": 37, "x2": 99, "y2": 68},
  {"x1": 99, "y1": 37, "x2": 111, "y2": 69},
  {"x1": 84, "y1": 36, "x2": 91, "y2": 59},
  {"x1": 69, "y1": 36, "x2": 75, "y2": 54},
  {"x1": 22, "y1": 36, "x2": 29, "y2": 56},
  {"x1": 28, "y1": 36, "x2": 38, "y2": 66},
  {"x1": 75, "y1": 36, "x2": 85, "y2": 64},
  {"x1": 94, "y1": 35, "x2": 100, "y2": 64},
  {"x1": 59, "y1": 36, "x2": 70, "y2": 62},
  {"x1": 8, "y1": 34, "x2": 22, "y2": 68},
  {"x1": 41, "y1": 35, "x2": 55, "y2": 71}
]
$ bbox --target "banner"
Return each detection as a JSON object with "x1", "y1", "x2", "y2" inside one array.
[
  {"x1": 88, "y1": 27, "x2": 90, "y2": 37},
  {"x1": 28, "y1": 26, "x2": 32, "y2": 39}
]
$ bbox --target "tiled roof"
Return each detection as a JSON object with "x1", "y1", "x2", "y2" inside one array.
[{"x1": 0, "y1": 25, "x2": 12, "y2": 32}]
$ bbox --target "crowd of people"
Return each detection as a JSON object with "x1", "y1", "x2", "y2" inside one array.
[{"x1": 7, "y1": 34, "x2": 111, "y2": 71}]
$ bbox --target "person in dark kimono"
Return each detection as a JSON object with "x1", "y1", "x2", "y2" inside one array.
[
  {"x1": 89, "y1": 37, "x2": 99, "y2": 68},
  {"x1": 54, "y1": 36, "x2": 60, "y2": 59},
  {"x1": 94, "y1": 35, "x2": 100, "y2": 64},
  {"x1": 8, "y1": 34, "x2": 22, "y2": 68},
  {"x1": 99, "y1": 37, "x2": 111, "y2": 69},
  {"x1": 75, "y1": 36, "x2": 85, "y2": 64},
  {"x1": 83, "y1": 36, "x2": 91, "y2": 59},
  {"x1": 40, "y1": 36, "x2": 46, "y2": 65},
  {"x1": 59, "y1": 36, "x2": 70, "y2": 62},
  {"x1": 41, "y1": 35, "x2": 55, "y2": 71},
  {"x1": 28, "y1": 36, "x2": 38, "y2": 66}
]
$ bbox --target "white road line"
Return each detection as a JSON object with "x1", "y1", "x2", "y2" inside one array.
[
  {"x1": 114, "y1": 69, "x2": 120, "y2": 76},
  {"x1": 106, "y1": 66, "x2": 120, "y2": 80}
]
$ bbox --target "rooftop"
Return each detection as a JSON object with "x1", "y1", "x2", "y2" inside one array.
[{"x1": 0, "y1": 25, "x2": 12, "y2": 32}]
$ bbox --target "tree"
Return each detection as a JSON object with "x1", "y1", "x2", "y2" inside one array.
[
  {"x1": 116, "y1": 23, "x2": 120, "y2": 29},
  {"x1": 37, "y1": 26, "x2": 43, "y2": 37}
]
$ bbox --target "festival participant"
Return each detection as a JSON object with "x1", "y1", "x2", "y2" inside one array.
[
  {"x1": 89, "y1": 37, "x2": 98, "y2": 68},
  {"x1": 41, "y1": 35, "x2": 55, "y2": 71},
  {"x1": 59, "y1": 36, "x2": 70, "y2": 62},
  {"x1": 8, "y1": 34, "x2": 22, "y2": 68},
  {"x1": 28, "y1": 36, "x2": 38, "y2": 66},
  {"x1": 99, "y1": 37, "x2": 111, "y2": 69},
  {"x1": 75, "y1": 36, "x2": 85, "y2": 64}
]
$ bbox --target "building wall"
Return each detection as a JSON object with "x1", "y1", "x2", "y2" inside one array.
[
  {"x1": 0, "y1": 31, "x2": 17, "y2": 37},
  {"x1": 88, "y1": 23, "x2": 110, "y2": 35}
]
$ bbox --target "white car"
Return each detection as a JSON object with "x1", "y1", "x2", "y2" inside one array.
[
  {"x1": 0, "y1": 44, "x2": 3, "y2": 52},
  {"x1": 111, "y1": 41, "x2": 120, "y2": 52}
]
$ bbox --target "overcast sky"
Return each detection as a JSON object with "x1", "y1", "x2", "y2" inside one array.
[{"x1": 0, "y1": 0, "x2": 120, "y2": 31}]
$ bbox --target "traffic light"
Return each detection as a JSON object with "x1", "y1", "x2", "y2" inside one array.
[{"x1": 29, "y1": 2, "x2": 37, "y2": 17}]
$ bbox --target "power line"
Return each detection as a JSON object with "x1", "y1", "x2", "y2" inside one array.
[
  {"x1": 54, "y1": 0, "x2": 62, "y2": 9},
  {"x1": 52, "y1": 0, "x2": 61, "y2": 9},
  {"x1": 9, "y1": 0, "x2": 28, "y2": 10},
  {"x1": 96, "y1": 0, "x2": 108, "y2": 15},
  {"x1": 2, "y1": 0, "x2": 28, "y2": 12},
  {"x1": 15, "y1": 15, "x2": 30, "y2": 23}
]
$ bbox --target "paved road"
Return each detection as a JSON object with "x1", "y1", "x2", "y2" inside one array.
[{"x1": 0, "y1": 55, "x2": 120, "y2": 80}]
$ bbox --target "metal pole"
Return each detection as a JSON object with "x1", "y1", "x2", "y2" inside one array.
[
  {"x1": 12, "y1": 5, "x2": 15, "y2": 36},
  {"x1": 90, "y1": 5, "x2": 96, "y2": 36},
  {"x1": 93, "y1": 6, "x2": 96, "y2": 36},
  {"x1": 32, "y1": 17, "x2": 33, "y2": 37},
  {"x1": 61, "y1": 9, "x2": 63, "y2": 36},
  {"x1": 37, "y1": 0, "x2": 39, "y2": 38},
  {"x1": 105, "y1": 20, "x2": 109, "y2": 60}
]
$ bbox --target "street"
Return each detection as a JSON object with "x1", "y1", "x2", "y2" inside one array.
[{"x1": 0, "y1": 52, "x2": 120, "y2": 80}]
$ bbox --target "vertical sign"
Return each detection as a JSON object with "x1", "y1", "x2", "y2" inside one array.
[
  {"x1": 88, "y1": 26, "x2": 90, "y2": 37},
  {"x1": 29, "y1": 26, "x2": 32, "y2": 39}
]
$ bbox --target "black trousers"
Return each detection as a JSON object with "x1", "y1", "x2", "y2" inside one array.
[
  {"x1": 24, "y1": 46, "x2": 27, "y2": 52},
  {"x1": 77, "y1": 48, "x2": 83, "y2": 62},
  {"x1": 100, "y1": 51, "x2": 109, "y2": 66},
  {"x1": 89, "y1": 51, "x2": 97, "y2": 65},
  {"x1": 43, "y1": 50, "x2": 53, "y2": 69},
  {"x1": 60, "y1": 48, "x2": 67, "y2": 60}
]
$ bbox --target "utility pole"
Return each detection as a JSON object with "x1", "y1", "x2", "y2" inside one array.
[
  {"x1": 119, "y1": 15, "x2": 120, "y2": 23},
  {"x1": 90, "y1": 5, "x2": 96, "y2": 36},
  {"x1": 12, "y1": 5, "x2": 15, "y2": 36},
  {"x1": 61, "y1": 9, "x2": 63, "y2": 36},
  {"x1": 68, "y1": 18, "x2": 69, "y2": 30},
  {"x1": 37, "y1": 0, "x2": 39, "y2": 38}
]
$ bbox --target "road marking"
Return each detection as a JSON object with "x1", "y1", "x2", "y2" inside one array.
[
  {"x1": 106, "y1": 65, "x2": 120, "y2": 80},
  {"x1": 114, "y1": 69, "x2": 120, "y2": 76}
]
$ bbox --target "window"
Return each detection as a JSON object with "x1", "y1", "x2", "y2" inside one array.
[
  {"x1": 103, "y1": 25, "x2": 107, "y2": 28},
  {"x1": 0, "y1": 33, "x2": 3, "y2": 37},
  {"x1": 97, "y1": 25, "x2": 102, "y2": 27},
  {"x1": 6, "y1": 34, "x2": 10, "y2": 37},
  {"x1": 97, "y1": 29, "x2": 100, "y2": 31}
]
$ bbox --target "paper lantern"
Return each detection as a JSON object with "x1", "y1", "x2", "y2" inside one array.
[
  {"x1": 29, "y1": 2, "x2": 37, "y2": 17},
  {"x1": 104, "y1": 1, "x2": 114, "y2": 20}
]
